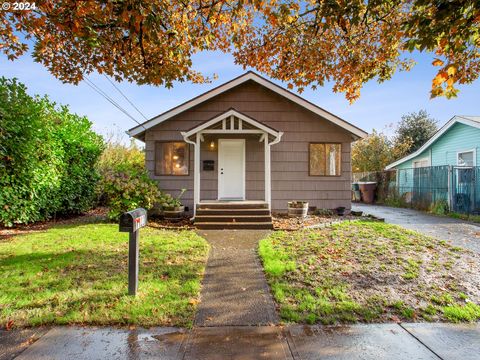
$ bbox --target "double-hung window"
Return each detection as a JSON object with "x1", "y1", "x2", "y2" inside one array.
[{"x1": 309, "y1": 143, "x2": 341, "y2": 176}]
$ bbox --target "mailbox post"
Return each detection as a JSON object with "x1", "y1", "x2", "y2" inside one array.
[{"x1": 119, "y1": 208, "x2": 147, "y2": 295}]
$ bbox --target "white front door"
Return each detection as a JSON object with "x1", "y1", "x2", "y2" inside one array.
[{"x1": 218, "y1": 139, "x2": 245, "y2": 200}]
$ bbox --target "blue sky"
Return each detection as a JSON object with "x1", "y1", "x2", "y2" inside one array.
[{"x1": 1, "y1": 48, "x2": 479, "y2": 143}]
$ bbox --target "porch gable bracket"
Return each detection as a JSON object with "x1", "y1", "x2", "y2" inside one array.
[{"x1": 181, "y1": 108, "x2": 280, "y2": 139}]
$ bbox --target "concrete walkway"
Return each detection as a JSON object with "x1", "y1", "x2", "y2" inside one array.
[
  {"x1": 194, "y1": 230, "x2": 278, "y2": 326},
  {"x1": 353, "y1": 203, "x2": 480, "y2": 254},
  {"x1": 3, "y1": 323, "x2": 479, "y2": 360}
]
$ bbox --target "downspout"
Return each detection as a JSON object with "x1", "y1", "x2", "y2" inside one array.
[
  {"x1": 181, "y1": 132, "x2": 197, "y2": 220},
  {"x1": 269, "y1": 132, "x2": 284, "y2": 146}
]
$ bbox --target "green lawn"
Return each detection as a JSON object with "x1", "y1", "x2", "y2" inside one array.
[
  {"x1": 0, "y1": 223, "x2": 209, "y2": 328},
  {"x1": 259, "y1": 221, "x2": 480, "y2": 325}
]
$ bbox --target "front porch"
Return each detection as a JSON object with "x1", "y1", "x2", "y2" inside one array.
[{"x1": 181, "y1": 108, "x2": 283, "y2": 225}]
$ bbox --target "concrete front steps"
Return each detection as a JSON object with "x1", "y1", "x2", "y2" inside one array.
[{"x1": 195, "y1": 202, "x2": 273, "y2": 229}]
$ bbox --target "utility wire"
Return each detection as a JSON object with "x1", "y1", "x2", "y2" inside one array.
[
  {"x1": 84, "y1": 77, "x2": 137, "y2": 122},
  {"x1": 84, "y1": 77, "x2": 145, "y2": 129},
  {"x1": 103, "y1": 74, "x2": 149, "y2": 121}
]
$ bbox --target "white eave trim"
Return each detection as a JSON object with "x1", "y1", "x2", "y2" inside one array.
[
  {"x1": 127, "y1": 72, "x2": 367, "y2": 139},
  {"x1": 385, "y1": 115, "x2": 480, "y2": 170},
  {"x1": 181, "y1": 109, "x2": 280, "y2": 139}
]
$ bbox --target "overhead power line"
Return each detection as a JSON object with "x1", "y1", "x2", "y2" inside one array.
[
  {"x1": 83, "y1": 77, "x2": 146, "y2": 129},
  {"x1": 103, "y1": 75, "x2": 149, "y2": 121}
]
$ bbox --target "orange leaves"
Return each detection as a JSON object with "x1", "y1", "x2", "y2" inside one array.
[
  {"x1": 447, "y1": 66, "x2": 456, "y2": 77},
  {"x1": 1, "y1": 0, "x2": 479, "y2": 100},
  {"x1": 5, "y1": 320, "x2": 14, "y2": 331},
  {"x1": 431, "y1": 62, "x2": 460, "y2": 98},
  {"x1": 432, "y1": 71, "x2": 448, "y2": 86}
]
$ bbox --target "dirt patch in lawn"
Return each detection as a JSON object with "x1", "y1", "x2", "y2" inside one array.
[
  {"x1": 0, "y1": 208, "x2": 109, "y2": 240},
  {"x1": 149, "y1": 216, "x2": 194, "y2": 230},
  {"x1": 272, "y1": 214, "x2": 367, "y2": 231},
  {"x1": 259, "y1": 221, "x2": 480, "y2": 324},
  {"x1": 1, "y1": 209, "x2": 195, "y2": 241}
]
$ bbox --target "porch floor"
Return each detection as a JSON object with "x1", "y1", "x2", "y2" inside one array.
[{"x1": 199, "y1": 200, "x2": 267, "y2": 205}]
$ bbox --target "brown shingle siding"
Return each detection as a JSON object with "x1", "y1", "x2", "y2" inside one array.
[{"x1": 143, "y1": 80, "x2": 354, "y2": 212}]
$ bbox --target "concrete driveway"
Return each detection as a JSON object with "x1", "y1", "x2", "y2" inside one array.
[{"x1": 353, "y1": 204, "x2": 480, "y2": 254}]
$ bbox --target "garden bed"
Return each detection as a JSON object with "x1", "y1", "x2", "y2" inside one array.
[
  {"x1": 272, "y1": 213, "x2": 367, "y2": 231},
  {"x1": 149, "y1": 216, "x2": 194, "y2": 230},
  {"x1": 259, "y1": 221, "x2": 480, "y2": 324},
  {"x1": 0, "y1": 222, "x2": 209, "y2": 328},
  {"x1": 0, "y1": 208, "x2": 109, "y2": 240}
]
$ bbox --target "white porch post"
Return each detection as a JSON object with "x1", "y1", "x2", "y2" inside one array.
[
  {"x1": 264, "y1": 134, "x2": 271, "y2": 209},
  {"x1": 194, "y1": 133, "x2": 201, "y2": 215}
]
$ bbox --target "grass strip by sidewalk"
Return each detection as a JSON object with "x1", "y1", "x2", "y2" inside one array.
[
  {"x1": 259, "y1": 221, "x2": 480, "y2": 325},
  {"x1": 0, "y1": 223, "x2": 209, "y2": 328}
]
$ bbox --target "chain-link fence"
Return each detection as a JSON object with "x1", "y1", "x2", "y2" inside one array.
[{"x1": 353, "y1": 165, "x2": 480, "y2": 214}]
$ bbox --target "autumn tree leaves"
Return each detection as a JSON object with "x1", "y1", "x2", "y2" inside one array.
[{"x1": 1, "y1": 1, "x2": 479, "y2": 100}]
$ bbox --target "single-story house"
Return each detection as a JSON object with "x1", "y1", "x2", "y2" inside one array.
[
  {"x1": 128, "y1": 71, "x2": 367, "y2": 227},
  {"x1": 385, "y1": 115, "x2": 480, "y2": 213},
  {"x1": 386, "y1": 115, "x2": 480, "y2": 170}
]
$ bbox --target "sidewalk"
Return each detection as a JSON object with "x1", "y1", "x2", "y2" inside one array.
[{"x1": 2, "y1": 323, "x2": 479, "y2": 360}]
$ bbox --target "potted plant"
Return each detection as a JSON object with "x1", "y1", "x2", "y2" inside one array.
[
  {"x1": 161, "y1": 189, "x2": 186, "y2": 221},
  {"x1": 288, "y1": 201, "x2": 309, "y2": 218}
]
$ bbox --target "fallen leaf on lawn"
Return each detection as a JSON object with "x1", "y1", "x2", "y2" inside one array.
[
  {"x1": 5, "y1": 320, "x2": 14, "y2": 331},
  {"x1": 20, "y1": 336, "x2": 37, "y2": 347},
  {"x1": 189, "y1": 299, "x2": 199, "y2": 305},
  {"x1": 390, "y1": 315, "x2": 401, "y2": 323}
]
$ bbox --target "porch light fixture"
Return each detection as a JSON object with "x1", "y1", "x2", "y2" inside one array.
[{"x1": 209, "y1": 141, "x2": 215, "y2": 149}]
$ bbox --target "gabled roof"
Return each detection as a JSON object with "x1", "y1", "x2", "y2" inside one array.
[
  {"x1": 127, "y1": 71, "x2": 367, "y2": 139},
  {"x1": 385, "y1": 115, "x2": 480, "y2": 170}
]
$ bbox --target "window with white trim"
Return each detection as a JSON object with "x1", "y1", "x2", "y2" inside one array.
[
  {"x1": 413, "y1": 158, "x2": 429, "y2": 168},
  {"x1": 457, "y1": 151, "x2": 474, "y2": 167}
]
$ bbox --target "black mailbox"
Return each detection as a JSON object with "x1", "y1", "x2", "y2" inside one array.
[
  {"x1": 203, "y1": 160, "x2": 214, "y2": 171},
  {"x1": 119, "y1": 208, "x2": 147, "y2": 296},
  {"x1": 119, "y1": 208, "x2": 147, "y2": 233}
]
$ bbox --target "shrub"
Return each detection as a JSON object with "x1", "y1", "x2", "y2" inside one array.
[
  {"x1": 159, "y1": 189, "x2": 186, "y2": 210},
  {"x1": 96, "y1": 140, "x2": 161, "y2": 220},
  {"x1": 98, "y1": 169, "x2": 161, "y2": 221},
  {"x1": 97, "y1": 138, "x2": 144, "y2": 174},
  {"x1": 0, "y1": 78, "x2": 103, "y2": 226},
  {"x1": 430, "y1": 199, "x2": 449, "y2": 215},
  {"x1": 384, "y1": 190, "x2": 408, "y2": 208}
]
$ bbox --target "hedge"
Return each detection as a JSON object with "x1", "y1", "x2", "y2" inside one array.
[{"x1": 0, "y1": 77, "x2": 104, "y2": 226}]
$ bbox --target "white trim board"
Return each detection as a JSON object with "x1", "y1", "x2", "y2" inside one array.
[
  {"x1": 456, "y1": 148, "x2": 476, "y2": 167},
  {"x1": 412, "y1": 156, "x2": 431, "y2": 168},
  {"x1": 181, "y1": 108, "x2": 280, "y2": 138},
  {"x1": 385, "y1": 115, "x2": 480, "y2": 170},
  {"x1": 127, "y1": 71, "x2": 367, "y2": 139}
]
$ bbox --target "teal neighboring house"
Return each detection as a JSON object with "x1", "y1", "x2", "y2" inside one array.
[{"x1": 385, "y1": 115, "x2": 480, "y2": 213}]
